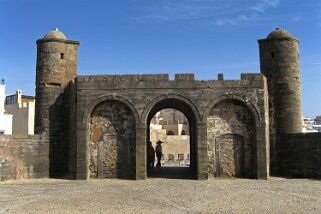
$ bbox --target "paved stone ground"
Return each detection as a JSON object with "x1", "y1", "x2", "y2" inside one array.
[{"x1": 0, "y1": 177, "x2": 320, "y2": 213}]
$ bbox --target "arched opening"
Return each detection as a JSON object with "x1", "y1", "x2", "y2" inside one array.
[
  {"x1": 166, "y1": 130, "x2": 174, "y2": 135},
  {"x1": 89, "y1": 100, "x2": 136, "y2": 179},
  {"x1": 146, "y1": 98, "x2": 197, "y2": 179},
  {"x1": 207, "y1": 99, "x2": 257, "y2": 178},
  {"x1": 149, "y1": 108, "x2": 190, "y2": 167}
]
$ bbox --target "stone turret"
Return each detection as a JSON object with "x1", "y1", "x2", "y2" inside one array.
[
  {"x1": 258, "y1": 28, "x2": 303, "y2": 142},
  {"x1": 35, "y1": 28, "x2": 79, "y2": 177}
]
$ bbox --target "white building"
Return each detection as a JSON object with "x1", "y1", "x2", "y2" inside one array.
[
  {"x1": 313, "y1": 116, "x2": 321, "y2": 132},
  {"x1": 5, "y1": 90, "x2": 35, "y2": 135},
  {"x1": 302, "y1": 117, "x2": 321, "y2": 133},
  {"x1": 150, "y1": 109, "x2": 190, "y2": 166},
  {"x1": 0, "y1": 80, "x2": 13, "y2": 134},
  {"x1": 152, "y1": 109, "x2": 189, "y2": 135}
]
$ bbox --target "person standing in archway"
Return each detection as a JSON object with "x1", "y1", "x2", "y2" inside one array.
[
  {"x1": 149, "y1": 141, "x2": 155, "y2": 168},
  {"x1": 155, "y1": 140, "x2": 163, "y2": 167}
]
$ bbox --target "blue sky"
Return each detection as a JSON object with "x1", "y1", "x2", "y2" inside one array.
[{"x1": 0, "y1": 0, "x2": 320, "y2": 117}]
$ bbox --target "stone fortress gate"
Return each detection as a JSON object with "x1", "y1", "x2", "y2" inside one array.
[
  {"x1": 35, "y1": 28, "x2": 272, "y2": 180},
  {"x1": 1, "y1": 28, "x2": 320, "y2": 182}
]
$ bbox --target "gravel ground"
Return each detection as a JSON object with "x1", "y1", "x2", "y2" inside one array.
[{"x1": 0, "y1": 177, "x2": 320, "y2": 213}]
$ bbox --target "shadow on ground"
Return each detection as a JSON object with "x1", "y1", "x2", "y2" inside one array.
[{"x1": 147, "y1": 166, "x2": 194, "y2": 179}]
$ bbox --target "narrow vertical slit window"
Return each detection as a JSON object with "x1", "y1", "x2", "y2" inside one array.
[{"x1": 271, "y1": 52, "x2": 275, "y2": 58}]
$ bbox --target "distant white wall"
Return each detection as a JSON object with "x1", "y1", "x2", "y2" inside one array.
[
  {"x1": 0, "y1": 84, "x2": 5, "y2": 113},
  {"x1": 0, "y1": 114, "x2": 13, "y2": 134},
  {"x1": 150, "y1": 124, "x2": 162, "y2": 130},
  {"x1": 27, "y1": 101, "x2": 35, "y2": 135},
  {"x1": 0, "y1": 84, "x2": 13, "y2": 135},
  {"x1": 4, "y1": 90, "x2": 35, "y2": 135}
]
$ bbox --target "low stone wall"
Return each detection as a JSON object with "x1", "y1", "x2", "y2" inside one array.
[
  {"x1": 0, "y1": 135, "x2": 49, "y2": 181},
  {"x1": 272, "y1": 133, "x2": 321, "y2": 178}
]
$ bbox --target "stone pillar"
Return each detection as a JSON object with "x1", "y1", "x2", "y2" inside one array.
[
  {"x1": 197, "y1": 122, "x2": 208, "y2": 180},
  {"x1": 136, "y1": 123, "x2": 147, "y2": 180}
]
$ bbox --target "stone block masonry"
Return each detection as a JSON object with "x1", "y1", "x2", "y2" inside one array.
[
  {"x1": 89, "y1": 100, "x2": 136, "y2": 179},
  {"x1": 272, "y1": 133, "x2": 321, "y2": 178},
  {"x1": 207, "y1": 99, "x2": 256, "y2": 178},
  {"x1": 0, "y1": 135, "x2": 48, "y2": 181},
  {"x1": 75, "y1": 72, "x2": 270, "y2": 180}
]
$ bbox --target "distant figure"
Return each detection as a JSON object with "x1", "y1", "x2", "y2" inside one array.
[
  {"x1": 150, "y1": 141, "x2": 155, "y2": 168},
  {"x1": 155, "y1": 140, "x2": 163, "y2": 167}
]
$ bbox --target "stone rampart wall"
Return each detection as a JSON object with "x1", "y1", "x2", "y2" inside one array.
[
  {"x1": 0, "y1": 135, "x2": 48, "y2": 181},
  {"x1": 76, "y1": 73, "x2": 265, "y2": 91},
  {"x1": 75, "y1": 73, "x2": 269, "y2": 179},
  {"x1": 271, "y1": 133, "x2": 321, "y2": 178}
]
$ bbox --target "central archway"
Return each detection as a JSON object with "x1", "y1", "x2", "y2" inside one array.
[{"x1": 146, "y1": 97, "x2": 198, "y2": 179}]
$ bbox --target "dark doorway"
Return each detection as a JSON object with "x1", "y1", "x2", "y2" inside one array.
[{"x1": 146, "y1": 99, "x2": 197, "y2": 179}]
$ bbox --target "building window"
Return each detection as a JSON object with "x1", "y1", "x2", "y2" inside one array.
[
  {"x1": 60, "y1": 53, "x2": 65, "y2": 59},
  {"x1": 181, "y1": 130, "x2": 186, "y2": 135},
  {"x1": 5, "y1": 95, "x2": 17, "y2": 105},
  {"x1": 178, "y1": 154, "x2": 184, "y2": 161},
  {"x1": 271, "y1": 52, "x2": 275, "y2": 58}
]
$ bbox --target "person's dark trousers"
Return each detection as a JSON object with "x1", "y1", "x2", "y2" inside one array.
[{"x1": 156, "y1": 153, "x2": 162, "y2": 167}]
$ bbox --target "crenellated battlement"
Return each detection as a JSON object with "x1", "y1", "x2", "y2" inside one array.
[
  {"x1": 77, "y1": 74, "x2": 169, "y2": 82},
  {"x1": 75, "y1": 73, "x2": 266, "y2": 92},
  {"x1": 77, "y1": 72, "x2": 264, "y2": 82}
]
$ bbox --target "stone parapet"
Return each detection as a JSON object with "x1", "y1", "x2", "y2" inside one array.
[
  {"x1": 271, "y1": 133, "x2": 321, "y2": 178},
  {"x1": 0, "y1": 134, "x2": 49, "y2": 181}
]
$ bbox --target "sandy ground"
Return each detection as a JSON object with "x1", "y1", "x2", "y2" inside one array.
[{"x1": 0, "y1": 177, "x2": 320, "y2": 213}]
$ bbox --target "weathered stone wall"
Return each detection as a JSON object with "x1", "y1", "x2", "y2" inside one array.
[
  {"x1": 207, "y1": 100, "x2": 256, "y2": 178},
  {"x1": 75, "y1": 73, "x2": 269, "y2": 180},
  {"x1": 271, "y1": 133, "x2": 321, "y2": 178},
  {"x1": 67, "y1": 80, "x2": 77, "y2": 179},
  {"x1": 89, "y1": 100, "x2": 136, "y2": 179},
  {"x1": 0, "y1": 135, "x2": 48, "y2": 181}
]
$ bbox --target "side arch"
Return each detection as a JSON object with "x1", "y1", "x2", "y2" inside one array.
[
  {"x1": 88, "y1": 98, "x2": 137, "y2": 179},
  {"x1": 202, "y1": 94, "x2": 261, "y2": 125},
  {"x1": 84, "y1": 95, "x2": 140, "y2": 127},
  {"x1": 80, "y1": 95, "x2": 140, "y2": 180},
  {"x1": 206, "y1": 98, "x2": 257, "y2": 178}
]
